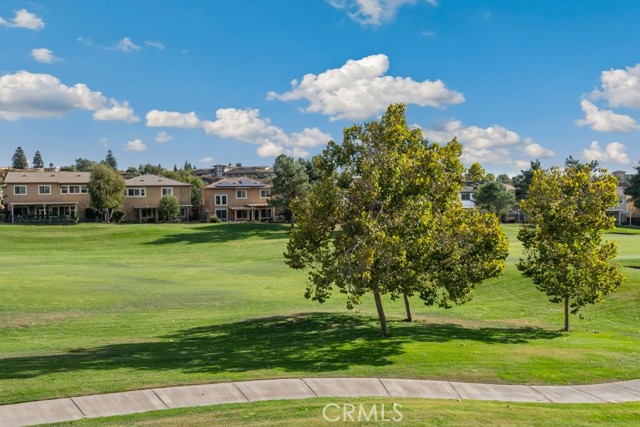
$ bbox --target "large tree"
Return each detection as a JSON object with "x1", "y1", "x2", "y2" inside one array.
[
  {"x1": 517, "y1": 166, "x2": 625, "y2": 331},
  {"x1": 88, "y1": 164, "x2": 126, "y2": 221},
  {"x1": 271, "y1": 154, "x2": 310, "y2": 228},
  {"x1": 285, "y1": 104, "x2": 508, "y2": 336},
  {"x1": 474, "y1": 181, "x2": 516, "y2": 220},
  {"x1": 32, "y1": 151, "x2": 44, "y2": 169},
  {"x1": 12, "y1": 147, "x2": 28, "y2": 169},
  {"x1": 104, "y1": 150, "x2": 118, "y2": 170},
  {"x1": 624, "y1": 162, "x2": 640, "y2": 210}
]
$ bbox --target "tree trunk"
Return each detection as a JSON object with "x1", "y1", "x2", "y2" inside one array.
[
  {"x1": 403, "y1": 291, "x2": 413, "y2": 322},
  {"x1": 373, "y1": 285, "x2": 389, "y2": 337},
  {"x1": 563, "y1": 295, "x2": 570, "y2": 332}
]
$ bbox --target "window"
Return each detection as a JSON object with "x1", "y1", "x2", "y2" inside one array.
[
  {"x1": 61, "y1": 185, "x2": 88, "y2": 194},
  {"x1": 215, "y1": 208, "x2": 228, "y2": 221},
  {"x1": 161, "y1": 187, "x2": 173, "y2": 196},
  {"x1": 236, "y1": 189, "x2": 247, "y2": 199},
  {"x1": 461, "y1": 193, "x2": 471, "y2": 201},
  {"x1": 14, "y1": 185, "x2": 27, "y2": 195},
  {"x1": 260, "y1": 189, "x2": 271, "y2": 198},
  {"x1": 260, "y1": 209, "x2": 272, "y2": 218},
  {"x1": 215, "y1": 194, "x2": 228, "y2": 205},
  {"x1": 236, "y1": 210, "x2": 248, "y2": 220},
  {"x1": 126, "y1": 188, "x2": 146, "y2": 197},
  {"x1": 39, "y1": 185, "x2": 51, "y2": 195}
]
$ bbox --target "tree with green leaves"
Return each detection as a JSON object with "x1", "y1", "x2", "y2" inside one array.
[
  {"x1": 158, "y1": 195, "x2": 181, "y2": 221},
  {"x1": 623, "y1": 162, "x2": 640, "y2": 210},
  {"x1": 104, "y1": 150, "x2": 118, "y2": 170},
  {"x1": 517, "y1": 166, "x2": 624, "y2": 331},
  {"x1": 12, "y1": 147, "x2": 28, "y2": 169},
  {"x1": 32, "y1": 151, "x2": 44, "y2": 169},
  {"x1": 271, "y1": 154, "x2": 310, "y2": 228},
  {"x1": 496, "y1": 173, "x2": 513, "y2": 185},
  {"x1": 285, "y1": 104, "x2": 508, "y2": 336},
  {"x1": 474, "y1": 181, "x2": 516, "y2": 220},
  {"x1": 75, "y1": 158, "x2": 97, "y2": 172},
  {"x1": 512, "y1": 159, "x2": 541, "y2": 201},
  {"x1": 88, "y1": 164, "x2": 126, "y2": 222},
  {"x1": 466, "y1": 162, "x2": 486, "y2": 184}
]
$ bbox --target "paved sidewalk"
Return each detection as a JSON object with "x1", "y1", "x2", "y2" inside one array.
[{"x1": 2, "y1": 377, "x2": 640, "y2": 427}]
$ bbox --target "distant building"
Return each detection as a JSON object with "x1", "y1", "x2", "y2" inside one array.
[
  {"x1": 460, "y1": 186, "x2": 475, "y2": 209},
  {"x1": 608, "y1": 170, "x2": 639, "y2": 226},
  {"x1": 123, "y1": 174, "x2": 192, "y2": 222},
  {"x1": 194, "y1": 164, "x2": 274, "y2": 182},
  {"x1": 202, "y1": 177, "x2": 276, "y2": 222}
]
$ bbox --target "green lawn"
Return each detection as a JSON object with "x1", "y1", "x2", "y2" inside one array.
[
  {"x1": 0, "y1": 223, "x2": 638, "y2": 405},
  {"x1": 43, "y1": 398, "x2": 640, "y2": 427}
]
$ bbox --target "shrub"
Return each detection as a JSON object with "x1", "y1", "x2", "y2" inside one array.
[
  {"x1": 210, "y1": 215, "x2": 220, "y2": 223},
  {"x1": 158, "y1": 195, "x2": 180, "y2": 222},
  {"x1": 112, "y1": 209, "x2": 125, "y2": 223}
]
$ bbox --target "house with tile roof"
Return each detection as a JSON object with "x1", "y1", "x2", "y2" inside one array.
[
  {"x1": 202, "y1": 177, "x2": 275, "y2": 222},
  {"x1": 123, "y1": 174, "x2": 192, "y2": 222}
]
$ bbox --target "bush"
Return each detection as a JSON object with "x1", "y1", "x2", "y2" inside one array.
[
  {"x1": 210, "y1": 215, "x2": 220, "y2": 223},
  {"x1": 158, "y1": 195, "x2": 180, "y2": 222},
  {"x1": 112, "y1": 209, "x2": 125, "y2": 223}
]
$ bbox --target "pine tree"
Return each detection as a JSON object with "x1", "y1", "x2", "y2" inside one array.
[
  {"x1": 32, "y1": 151, "x2": 44, "y2": 169},
  {"x1": 104, "y1": 150, "x2": 118, "y2": 170},
  {"x1": 11, "y1": 147, "x2": 28, "y2": 169}
]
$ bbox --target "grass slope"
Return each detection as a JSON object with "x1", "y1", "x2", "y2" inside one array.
[{"x1": 0, "y1": 223, "x2": 638, "y2": 405}]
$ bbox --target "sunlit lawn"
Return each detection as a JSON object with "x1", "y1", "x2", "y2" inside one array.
[{"x1": 0, "y1": 223, "x2": 638, "y2": 405}]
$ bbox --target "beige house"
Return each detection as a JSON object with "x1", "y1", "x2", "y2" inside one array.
[
  {"x1": 3, "y1": 171, "x2": 91, "y2": 222},
  {"x1": 202, "y1": 177, "x2": 275, "y2": 222},
  {"x1": 123, "y1": 174, "x2": 192, "y2": 222}
]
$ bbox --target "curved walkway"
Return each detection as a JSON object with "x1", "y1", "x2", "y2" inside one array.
[{"x1": 3, "y1": 377, "x2": 640, "y2": 427}]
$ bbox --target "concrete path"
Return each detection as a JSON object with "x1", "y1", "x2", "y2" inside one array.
[{"x1": 2, "y1": 378, "x2": 640, "y2": 427}]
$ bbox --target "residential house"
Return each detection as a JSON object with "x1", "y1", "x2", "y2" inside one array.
[
  {"x1": 460, "y1": 186, "x2": 475, "y2": 209},
  {"x1": 194, "y1": 164, "x2": 274, "y2": 183},
  {"x1": 202, "y1": 177, "x2": 275, "y2": 222},
  {"x1": 123, "y1": 174, "x2": 192, "y2": 222},
  {"x1": 3, "y1": 171, "x2": 91, "y2": 222},
  {"x1": 607, "y1": 170, "x2": 639, "y2": 226}
]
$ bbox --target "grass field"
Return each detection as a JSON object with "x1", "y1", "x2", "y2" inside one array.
[{"x1": 0, "y1": 223, "x2": 638, "y2": 406}]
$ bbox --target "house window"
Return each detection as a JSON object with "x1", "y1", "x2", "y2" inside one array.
[
  {"x1": 260, "y1": 209, "x2": 272, "y2": 218},
  {"x1": 14, "y1": 185, "x2": 27, "y2": 195},
  {"x1": 126, "y1": 188, "x2": 146, "y2": 197},
  {"x1": 215, "y1": 208, "x2": 228, "y2": 221},
  {"x1": 461, "y1": 193, "x2": 471, "y2": 201},
  {"x1": 140, "y1": 208, "x2": 155, "y2": 219},
  {"x1": 236, "y1": 190, "x2": 247, "y2": 199},
  {"x1": 215, "y1": 194, "x2": 228, "y2": 205},
  {"x1": 39, "y1": 185, "x2": 52, "y2": 195},
  {"x1": 236, "y1": 210, "x2": 248, "y2": 220},
  {"x1": 260, "y1": 189, "x2": 271, "y2": 198},
  {"x1": 161, "y1": 187, "x2": 173, "y2": 196},
  {"x1": 61, "y1": 185, "x2": 88, "y2": 194}
]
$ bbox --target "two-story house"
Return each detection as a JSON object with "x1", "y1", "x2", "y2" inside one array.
[
  {"x1": 123, "y1": 175, "x2": 192, "y2": 222},
  {"x1": 202, "y1": 177, "x2": 274, "y2": 222},
  {"x1": 3, "y1": 171, "x2": 91, "y2": 222}
]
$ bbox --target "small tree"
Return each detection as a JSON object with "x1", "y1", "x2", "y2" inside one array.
[
  {"x1": 474, "y1": 181, "x2": 516, "y2": 220},
  {"x1": 75, "y1": 158, "x2": 97, "y2": 172},
  {"x1": 271, "y1": 154, "x2": 310, "y2": 228},
  {"x1": 496, "y1": 173, "x2": 512, "y2": 185},
  {"x1": 12, "y1": 147, "x2": 28, "y2": 169},
  {"x1": 104, "y1": 150, "x2": 118, "y2": 170},
  {"x1": 512, "y1": 160, "x2": 541, "y2": 201},
  {"x1": 517, "y1": 166, "x2": 625, "y2": 331},
  {"x1": 32, "y1": 151, "x2": 44, "y2": 169},
  {"x1": 158, "y1": 195, "x2": 181, "y2": 221},
  {"x1": 88, "y1": 164, "x2": 126, "y2": 221},
  {"x1": 624, "y1": 162, "x2": 640, "y2": 210},
  {"x1": 466, "y1": 162, "x2": 486, "y2": 184}
]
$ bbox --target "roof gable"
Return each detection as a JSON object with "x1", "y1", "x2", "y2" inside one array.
[
  {"x1": 125, "y1": 174, "x2": 191, "y2": 187},
  {"x1": 4, "y1": 171, "x2": 90, "y2": 184}
]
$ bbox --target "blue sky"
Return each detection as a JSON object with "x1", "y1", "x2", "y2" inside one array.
[{"x1": 1, "y1": 0, "x2": 639, "y2": 175}]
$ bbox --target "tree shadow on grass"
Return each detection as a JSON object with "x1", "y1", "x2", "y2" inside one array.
[
  {"x1": 0, "y1": 313, "x2": 562, "y2": 381},
  {"x1": 143, "y1": 223, "x2": 290, "y2": 245}
]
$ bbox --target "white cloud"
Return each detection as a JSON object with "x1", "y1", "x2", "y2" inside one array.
[
  {"x1": 0, "y1": 71, "x2": 135, "y2": 122},
  {"x1": 328, "y1": 0, "x2": 436, "y2": 26},
  {"x1": 268, "y1": 54, "x2": 464, "y2": 121},
  {"x1": 582, "y1": 141, "x2": 631, "y2": 165},
  {"x1": 421, "y1": 120, "x2": 553, "y2": 166},
  {"x1": 145, "y1": 40, "x2": 165, "y2": 51},
  {"x1": 576, "y1": 99, "x2": 638, "y2": 132},
  {"x1": 30, "y1": 48, "x2": 60, "y2": 64},
  {"x1": 420, "y1": 30, "x2": 436, "y2": 38},
  {"x1": 114, "y1": 37, "x2": 141, "y2": 52},
  {"x1": 93, "y1": 100, "x2": 139, "y2": 123},
  {"x1": 155, "y1": 131, "x2": 172, "y2": 143},
  {"x1": 125, "y1": 139, "x2": 146, "y2": 152},
  {"x1": 0, "y1": 9, "x2": 44, "y2": 30},
  {"x1": 597, "y1": 64, "x2": 640, "y2": 109},
  {"x1": 146, "y1": 110, "x2": 201, "y2": 128},
  {"x1": 199, "y1": 156, "x2": 215, "y2": 163},
  {"x1": 77, "y1": 37, "x2": 93, "y2": 47}
]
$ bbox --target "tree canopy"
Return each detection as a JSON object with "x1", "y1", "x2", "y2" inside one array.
[
  {"x1": 624, "y1": 162, "x2": 640, "y2": 210},
  {"x1": 512, "y1": 159, "x2": 541, "y2": 201},
  {"x1": 88, "y1": 164, "x2": 126, "y2": 221},
  {"x1": 271, "y1": 154, "x2": 311, "y2": 227},
  {"x1": 12, "y1": 147, "x2": 28, "y2": 169},
  {"x1": 517, "y1": 166, "x2": 624, "y2": 331},
  {"x1": 32, "y1": 151, "x2": 44, "y2": 169},
  {"x1": 285, "y1": 104, "x2": 508, "y2": 336},
  {"x1": 104, "y1": 150, "x2": 118, "y2": 170},
  {"x1": 474, "y1": 181, "x2": 516, "y2": 220}
]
